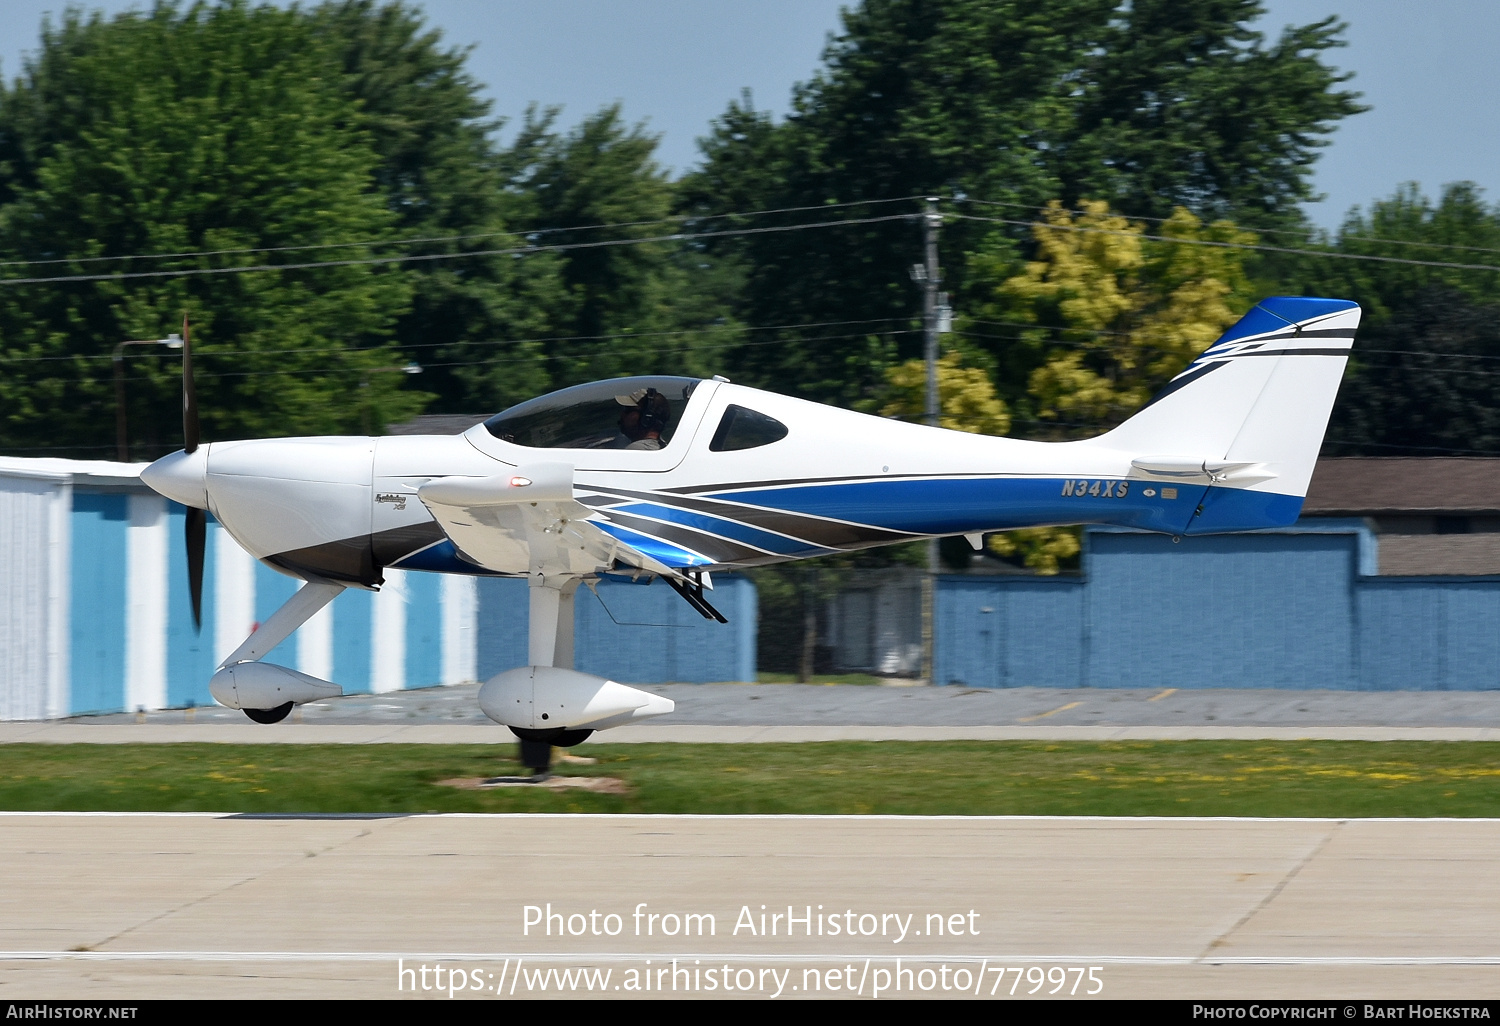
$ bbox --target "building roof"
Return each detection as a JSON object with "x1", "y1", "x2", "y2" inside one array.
[
  {"x1": 0, "y1": 455, "x2": 144, "y2": 487},
  {"x1": 1303, "y1": 458, "x2": 1500, "y2": 515}
]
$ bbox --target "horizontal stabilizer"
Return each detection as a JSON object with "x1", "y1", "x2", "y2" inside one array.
[{"x1": 1130, "y1": 456, "x2": 1276, "y2": 485}]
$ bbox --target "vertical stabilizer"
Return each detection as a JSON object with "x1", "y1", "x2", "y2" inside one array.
[
  {"x1": 1097, "y1": 297, "x2": 1360, "y2": 532},
  {"x1": 1101, "y1": 296, "x2": 1359, "y2": 496}
]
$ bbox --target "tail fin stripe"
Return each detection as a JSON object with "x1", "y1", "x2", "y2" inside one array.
[
  {"x1": 1211, "y1": 348, "x2": 1351, "y2": 359},
  {"x1": 1204, "y1": 330, "x2": 1354, "y2": 357},
  {"x1": 1140, "y1": 360, "x2": 1226, "y2": 409},
  {"x1": 1169, "y1": 340, "x2": 1352, "y2": 383}
]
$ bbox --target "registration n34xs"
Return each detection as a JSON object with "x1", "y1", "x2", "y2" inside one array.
[{"x1": 142, "y1": 296, "x2": 1360, "y2": 774}]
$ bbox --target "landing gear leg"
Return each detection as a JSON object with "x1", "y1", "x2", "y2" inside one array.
[
  {"x1": 517, "y1": 737, "x2": 553, "y2": 779},
  {"x1": 509, "y1": 575, "x2": 583, "y2": 778},
  {"x1": 510, "y1": 726, "x2": 595, "y2": 780}
]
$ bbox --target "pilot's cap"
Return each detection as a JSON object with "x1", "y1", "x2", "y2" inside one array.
[{"x1": 615, "y1": 388, "x2": 650, "y2": 407}]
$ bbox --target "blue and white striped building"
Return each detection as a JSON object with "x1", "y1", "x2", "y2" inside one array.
[
  {"x1": 0, "y1": 456, "x2": 758, "y2": 721},
  {"x1": 0, "y1": 457, "x2": 476, "y2": 719}
]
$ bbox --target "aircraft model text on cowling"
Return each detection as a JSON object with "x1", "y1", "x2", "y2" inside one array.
[{"x1": 141, "y1": 296, "x2": 1361, "y2": 775}]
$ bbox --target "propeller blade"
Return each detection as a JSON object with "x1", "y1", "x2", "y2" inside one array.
[
  {"x1": 185, "y1": 505, "x2": 206, "y2": 631},
  {"x1": 181, "y1": 312, "x2": 204, "y2": 631},
  {"x1": 182, "y1": 314, "x2": 199, "y2": 454}
]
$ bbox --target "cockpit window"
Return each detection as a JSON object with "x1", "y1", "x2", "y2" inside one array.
[
  {"x1": 484, "y1": 376, "x2": 700, "y2": 449},
  {"x1": 709, "y1": 405, "x2": 789, "y2": 451}
]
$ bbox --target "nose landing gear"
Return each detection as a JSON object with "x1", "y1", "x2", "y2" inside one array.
[{"x1": 244, "y1": 702, "x2": 293, "y2": 724}]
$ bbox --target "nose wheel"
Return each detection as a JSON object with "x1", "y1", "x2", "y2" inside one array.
[{"x1": 244, "y1": 702, "x2": 293, "y2": 724}]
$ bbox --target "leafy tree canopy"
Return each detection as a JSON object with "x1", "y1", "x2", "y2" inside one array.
[
  {"x1": 1307, "y1": 182, "x2": 1500, "y2": 325},
  {"x1": 1324, "y1": 286, "x2": 1500, "y2": 457},
  {"x1": 308, "y1": 2, "x2": 580, "y2": 417},
  {"x1": 0, "y1": 0, "x2": 421, "y2": 456},
  {"x1": 497, "y1": 105, "x2": 746, "y2": 395},
  {"x1": 969, "y1": 200, "x2": 1257, "y2": 435},
  {"x1": 877, "y1": 351, "x2": 1011, "y2": 436},
  {"x1": 681, "y1": 0, "x2": 1363, "y2": 406}
]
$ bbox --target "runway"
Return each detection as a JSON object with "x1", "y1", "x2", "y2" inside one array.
[
  {"x1": 20, "y1": 681, "x2": 1500, "y2": 744},
  {"x1": 2, "y1": 813, "x2": 1499, "y2": 999}
]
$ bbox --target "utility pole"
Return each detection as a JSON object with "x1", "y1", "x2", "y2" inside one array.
[
  {"x1": 113, "y1": 333, "x2": 184, "y2": 462},
  {"x1": 921, "y1": 196, "x2": 942, "y2": 686}
]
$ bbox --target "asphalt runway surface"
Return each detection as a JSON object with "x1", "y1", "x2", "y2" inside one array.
[
  {"x1": 1, "y1": 814, "x2": 1498, "y2": 1000},
  {"x1": 19, "y1": 681, "x2": 1500, "y2": 743},
  {"x1": 62, "y1": 680, "x2": 1500, "y2": 727}
]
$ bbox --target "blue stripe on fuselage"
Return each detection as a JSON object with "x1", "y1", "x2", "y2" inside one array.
[
  {"x1": 713, "y1": 477, "x2": 1200, "y2": 535},
  {"x1": 613, "y1": 501, "x2": 835, "y2": 557},
  {"x1": 594, "y1": 521, "x2": 714, "y2": 568},
  {"x1": 711, "y1": 476, "x2": 1304, "y2": 537}
]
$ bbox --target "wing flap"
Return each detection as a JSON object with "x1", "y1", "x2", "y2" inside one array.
[{"x1": 416, "y1": 463, "x2": 693, "y2": 579}]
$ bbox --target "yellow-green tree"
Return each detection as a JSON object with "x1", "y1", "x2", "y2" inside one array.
[
  {"x1": 877, "y1": 351, "x2": 1011, "y2": 435},
  {"x1": 873, "y1": 351, "x2": 1074, "y2": 570},
  {"x1": 986, "y1": 526, "x2": 1080, "y2": 576},
  {"x1": 964, "y1": 199, "x2": 1257, "y2": 572},
  {"x1": 980, "y1": 199, "x2": 1257, "y2": 432}
]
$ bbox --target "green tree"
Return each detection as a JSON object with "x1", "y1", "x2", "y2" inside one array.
[
  {"x1": 311, "y1": 1, "x2": 571, "y2": 416},
  {"x1": 681, "y1": 0, "x2": 1363, "y2": 406},
  {"x1": 876, "y1": 351, "x2": 1011, "y2": 435},
  {"x1": 0, "y1": 2, "x2": 421, "y2": 456},
  {"x1": 1305, "y1": 182, "x2": 1500, "y2": 325},
  {"x1": 1323, "y1": 286, "x2": 1500, "y2": 457},
  {"x1": 502, "y1": 105, "x2": 745, "y2": 394},
  {"x1": 963, "y1": 200, "x2": 1256, "y2": 572},
  {"x1": 970, "y1": 200, "x2": 1257, "y2": 435},
  {"x1": 1059, "y1": 0, "x2": 1364, "y2": 228},
  {"x1": 1271, "y1": 183, "x2": 1500, "y2": 457}
]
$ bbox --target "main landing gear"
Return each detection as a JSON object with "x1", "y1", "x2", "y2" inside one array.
[
  {"x1": 478, "y1": 574, "x2": 673, "y2": 779},
  {"x1": 509, "y1": 726, "x2": 594, "y2": 780}
]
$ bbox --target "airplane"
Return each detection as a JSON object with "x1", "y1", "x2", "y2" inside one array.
[{"x1": 140, "y1": 295, "x2": 1361, "y2": 776}]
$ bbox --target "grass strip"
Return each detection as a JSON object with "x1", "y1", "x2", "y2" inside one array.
[{"x1": 1, "y1": 741, "x2": 1498, "y2": 816}]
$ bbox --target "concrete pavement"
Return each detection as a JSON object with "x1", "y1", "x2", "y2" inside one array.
[{"x1": 1, "y1": 813, "x2": 1497, "y2": 999}]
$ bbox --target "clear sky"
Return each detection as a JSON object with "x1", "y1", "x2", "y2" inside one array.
[{"x1": 0, "y1": 1, "x2": 1494, "y2": 230}]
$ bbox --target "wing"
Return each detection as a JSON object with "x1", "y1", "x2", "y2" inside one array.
[{"x1": 417, "y1": 462, "x2": 702, "y2": 580}]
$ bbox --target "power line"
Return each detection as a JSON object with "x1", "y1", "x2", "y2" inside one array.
[
  {"x1": 949, "y1": 212, "x2": 1500, "y2": 273},
  {"x1": 0, "y1": 316, "x2": 912, "y2": 365},
  {"x1": 953, "y1": 322, "x2": 1500, "y2": 366},
  {"x1": 79, "y1": 326, "x2": 923, "y2": 386},
  {"x1": 0, "y1": 213, "x2": 917, "y2": 286},
  {"x1": 0, "y1": 195, "x2": 925, "y2": 270},
  {"x1": 955, "y1": 196, "x2": 1500, "y2": 259},
  {"x1": 19, "y1": 310, "x2": 1497, "y2": 372}
]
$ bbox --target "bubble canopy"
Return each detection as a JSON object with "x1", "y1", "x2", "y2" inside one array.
[{"x1": 483, "y1": 376, "x2": 702, "y2": 449}]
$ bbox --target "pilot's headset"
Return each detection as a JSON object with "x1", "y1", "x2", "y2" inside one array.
[{"x1": 637, "y1": 388, "x2": 670, "y2": 434}]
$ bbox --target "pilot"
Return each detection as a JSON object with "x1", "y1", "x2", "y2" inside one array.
[{"x1": 613, "y1": 388, "x2": 671, "y2": 450}]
